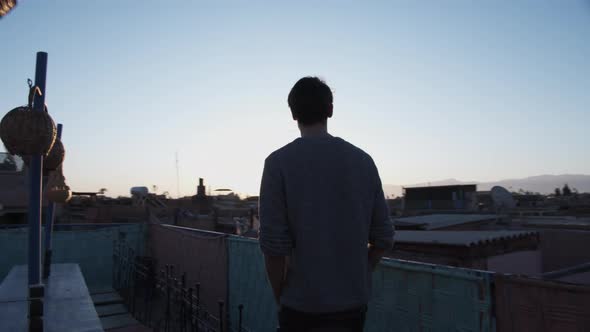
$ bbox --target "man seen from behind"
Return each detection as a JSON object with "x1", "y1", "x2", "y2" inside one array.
[{"x1": 259, "y1": 76, "x2": 395, "y2": 332}]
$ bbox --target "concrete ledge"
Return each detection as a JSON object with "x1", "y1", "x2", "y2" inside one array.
[{"x1": 0, "y1": 264, "x2": 103, "y2": 332}]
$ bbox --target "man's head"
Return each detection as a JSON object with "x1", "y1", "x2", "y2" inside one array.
[{"x1": 288, "y1": 77, "x2": 333, "y2": 126}]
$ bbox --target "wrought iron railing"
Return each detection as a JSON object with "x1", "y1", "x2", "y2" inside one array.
[{"x1": 113, "y1": 240, "x2": 249, "y2": 332}]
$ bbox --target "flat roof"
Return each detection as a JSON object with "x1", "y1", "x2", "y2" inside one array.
[
  {"x1": 396, "y1": 230, "x2": 539, "y2": 247},
  {"x1": 395, "y1": 214, "x2": 499, "y2": 230},
  {"x1": 522, "y1": 217, "x2": 590, "y2": 230}
]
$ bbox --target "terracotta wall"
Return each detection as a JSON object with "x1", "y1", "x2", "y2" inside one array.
[
  {"x1": 540, "y1": 229, "x2": 590, "y2": 272},
  {"x1": 176, "y1": 217, "x2": 216, "y2": 232},
  {"x1": 0, "y1": 172, "x2": 29, "y2": 211},
  {"x1": 147, "y1": 224, "x2": 228, "y2": 315},
  {"x1": 83, "y1": 205, "x2": 146, "y2": 222},
  {"x1": 487, "y1": 250, "x2": 542, "y2": 275},
  {"x1": 495, "y1": 275, "x2": 590, "y2": 332}
]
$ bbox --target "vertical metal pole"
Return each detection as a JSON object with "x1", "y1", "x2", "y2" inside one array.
[
  {"x1": 29, "y1": 52, "x2": 47, "y2": 287},
  {"x1": 43, "y1": 123, "x2": 61, "y2": 279},
  {"x1": 28, "y1": 51, "x2": 48, "y2": 332},
  {"x1": 218, "y1": 301, "x2": 224, "y2": 332},
  {"x1": 238, "y1": 304, "x2": 243, "y2": 332}
]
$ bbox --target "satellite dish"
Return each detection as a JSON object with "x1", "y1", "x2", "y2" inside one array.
[{"x1": 491, "y1": 186, "x2": 516, "y2": 209}]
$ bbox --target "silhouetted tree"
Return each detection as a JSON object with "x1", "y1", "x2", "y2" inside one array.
[
  {"x1": 563, "y1": 184, "x2": 572, "y2": 196},
  {"x1": 554, "y1": 188, "x2": 562, "y2": 196},
  {"x1": 99, "y1": 188, "x2": 107, "y2": 195}
]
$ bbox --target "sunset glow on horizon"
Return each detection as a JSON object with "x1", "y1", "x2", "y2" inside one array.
[{"x1": 1, "y1": 1, "x2": 589, "y2": 197}]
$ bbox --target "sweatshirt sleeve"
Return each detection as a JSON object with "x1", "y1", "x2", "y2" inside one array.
[
  {"x1": 258, "y1": 156, "x2": 293, "y2": 256},
  {"x1": 369, "y1": 160, "x2": 395, "y2": 250}
]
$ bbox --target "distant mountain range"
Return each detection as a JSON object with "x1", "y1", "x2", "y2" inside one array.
[{"x1": 383, "y1": 174, "x2": 590, "y2": 198}]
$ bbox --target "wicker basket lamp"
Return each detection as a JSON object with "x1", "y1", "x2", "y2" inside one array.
[
  {"x1": 45, "y1": 166, "x2": 71, "y2": 204},
  {"x1": 23, "y1": 137, "x2": 65, "y2": 171},
  {"x1": 43, "y1": 138, "x2": 65, "y2": 170},
  {"x1": 0, "y1": 85, "x2": 57, "y2": 156},
  {"x1": 0, "y1": 0, "x2": 17, "y2": 18}
]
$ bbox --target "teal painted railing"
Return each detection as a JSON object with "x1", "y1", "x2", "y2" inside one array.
[
  {"x1": 227, "y1": 236, "x2": 278, "y2": 332},
  {"x1": 227, "y1": 236, "x2": 494, "y2": 332},
  {"x1": 366, "y1": 258, "x2": 493, "y2": 332},
  {"x1": 0, "y1": 223, "x2": 145, "y2": 288},
  {"x1": 0, "y1": 228, "x2": 28, "y2": 283},
  {"x1": 2, "y1": 226, "x2": 494, "y2": 331}
]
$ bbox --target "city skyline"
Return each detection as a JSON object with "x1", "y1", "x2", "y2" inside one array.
[{"x1": 1, "y1": 1, "x2": 589, "y2": 197}]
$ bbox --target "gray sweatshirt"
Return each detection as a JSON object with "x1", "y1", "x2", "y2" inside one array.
[{"x1": 259, "y1": 135, "x2": 395, "y2": 313}]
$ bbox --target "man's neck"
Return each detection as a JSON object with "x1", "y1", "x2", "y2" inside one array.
[{"x1": 299, "y1": 122, "x2": 331, "y2": 138}]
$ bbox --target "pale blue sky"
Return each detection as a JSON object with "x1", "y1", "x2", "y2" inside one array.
[{"x1": 1, "y1": 1, "x2": 589, "y2": 197}]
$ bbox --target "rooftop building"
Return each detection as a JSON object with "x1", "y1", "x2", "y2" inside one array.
[
  {"x1": 390, "y1": 230, "x2": 541, "y2": 274},
  {"x1": 403, "y1": 184, "x2": 478, "y2": 212}
]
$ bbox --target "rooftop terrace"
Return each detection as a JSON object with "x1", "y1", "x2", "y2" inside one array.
[{"x1": 1, "y1": 223, "x2": 588, "y2": 331}]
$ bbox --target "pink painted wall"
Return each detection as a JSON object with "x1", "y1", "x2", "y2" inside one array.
[
  {"x1": 540, "y1": 230, "x2": 590, "y2": 272},
  {"x1": 487, "y1": 250, "x2": 542, "y2": 276},
  {"x1": 0, "y1": 172, "x2": 28, "y2": 212},
  {"x1": 495, "y1": 275, "x2": 590, "y2": 332}
]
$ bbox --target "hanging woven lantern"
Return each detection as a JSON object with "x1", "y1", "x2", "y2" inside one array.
[
  {"x1": 0, "y1": 0, "x2": 17, "y2": 18},
  {"x1": 23, "y1": 137, "x2": 65, "y2": 171},
  {"x1": 46, "y1": 187, "x2": 71, "y2": 204},
  {"x1": 43, "y1": 138, "x2": 65, "y2": 170},
  {"x1": 44, "y1": 166, "x2": 71, "y2": 203},
  {"x1": 0, "y1": 85, "x2": 57, "y2": 156}
]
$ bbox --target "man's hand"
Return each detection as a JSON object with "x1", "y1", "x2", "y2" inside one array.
[
  {"x1": 368, "y1": 245, "x2": 387, "y2": 272},
  {"x1": 264, "y1": 254, "x2": 288, "y2": 305}
]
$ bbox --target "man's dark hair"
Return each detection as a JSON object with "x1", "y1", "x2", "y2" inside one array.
[{"x1": 288, "y1": 77, "x2": 333, "y2": 125}]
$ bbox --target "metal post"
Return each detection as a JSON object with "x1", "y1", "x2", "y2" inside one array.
[
  {"x1": 28, "y1": 51, "x2": 48, "y2": 332},
  {"x1": 218, "y1": 301, "x2": 224, "y2": 332},
  {"x1": 43, "y1": 123, "x2": 61, "y2": 279},
  {"x1": 28, "y1": 52, "x2": 47, "y2": 285},
  {"x1": 238, "y1": 304, "x2": 243, "y2": 332},
  {"x1": 188, "y1": 288, "x2": 194, "y2": 331}
]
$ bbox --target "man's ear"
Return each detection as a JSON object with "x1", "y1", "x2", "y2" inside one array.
[{"x1": 327, "y1": 104, "x2": 334, "y2": 118}]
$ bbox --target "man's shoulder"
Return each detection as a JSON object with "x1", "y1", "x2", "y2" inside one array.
[
  {"x1": 264, "y1": 140, "x2": 299, "y2": 164},
  {"x1": 265, "y1": 137, "x2": 374, "y2": 164},
  {"x1": 336, "y1": 138, "x2": 374, "y2": 163}
]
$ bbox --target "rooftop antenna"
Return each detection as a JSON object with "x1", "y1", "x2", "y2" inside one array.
[{"x1": 175, "y1": 151, "x2": 180, "y2": 198}]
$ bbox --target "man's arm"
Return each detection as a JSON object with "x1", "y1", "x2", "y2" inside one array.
[
  {"x1": 258, "y1": 157, "x2": 292, "y2": 305},
  {"x1": 368, "y1": 160, "x2": 395, "y2": 271},
  {"x1": 368, "y1": 245, "x2": 387, "y2": 271},
  {"x1": 264, "y1": 255, "x2": 287, "y2": 305}
]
